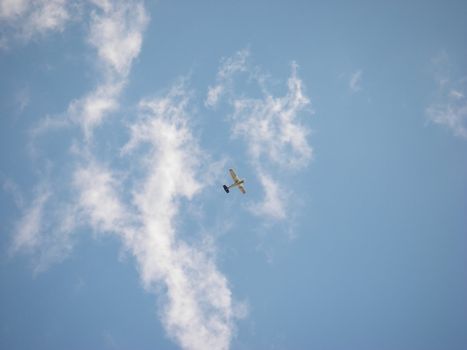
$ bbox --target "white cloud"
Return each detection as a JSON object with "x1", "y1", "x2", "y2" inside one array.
[
  {"x1": 19, "y1": 82, "x2": 241, "y2": 350},
  {"x1": 88, "y1": 0, "x2": 149, "y2": 77},
  {"x1": 30, "y1": 0, "x2": 149, "y2": 141},
  {"x1": 70, "y1": 0, "x2": 148, "y2": 139},
  {"x1": 205, "y1": 49, "x2": 249, "y2": 108},
  {"x1": 231, "y1": 62, "x2": 312, "y2": 169},
  {"x1": 426, "y1": 98, "x2": 467, "y2": 138},
  {"x1": 67, "y1": 82, "x2": 123, "y2": 140},
  {"x1": 15, "y1": 86, "x2": 30, "y2": 113},
  {"x1": 217, "y1": 48, "x2": 250, "y2": 80},
  {"x1": 10, "y1": 184, "x2": 76, "y2": 273},
  {"x1": 11, "y1": 3, "x2": 240, "y2": 349},
  {"x1": 26, "y1": 0, "x2": 70, "y2": 35},
  {"x1": 0, "y1": 0, "x2": 27, "y2": 20},
  {"x1": 205, "y1": 84, "x2": 224, "y2": 109},
  {"x1": 71, "y1": 85, "x2": 239, "y2": 350},
  {"x1": 11, "y1": 187, "x2": 50, "y2": 254},
  {"x1": 208, "y1": 52, "x2": 313, "y2": 221},
  {"x1": 426, "y1": 54, "x2": 467, "y2": 138},
  {"x1": 449, "y1": 90, "x2": 464, "y2": 99},
  {"x1": 0, "y1": 0, "x2": 71, "y2": 45},
  {"x1": 128, "y1": 91, "x2": 236, "y2": 350},
  {"x1": 349, "y1": 69, "x2": 362, "y2": 92},
  {"x1": 220, "y1": 58, "x2": 312, "y2": 220},
  {"x1": 73, "y1": 161, "x2": 127, "y2": 234},
  {"x1": 249, "y1": 171, "x2": 286, "y2": 220}
]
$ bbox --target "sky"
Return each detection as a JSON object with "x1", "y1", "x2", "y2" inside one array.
[{"x1": 1, "y1": 1, "x2": 467, "y2": 349}]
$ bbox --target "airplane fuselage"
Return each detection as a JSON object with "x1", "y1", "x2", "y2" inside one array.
[
  {"x1": 223, "y1": 179, "x2": 244, "y2": 193},
  {"x1": 228, "y1": 179, "x2": 244, "y2": 189}
]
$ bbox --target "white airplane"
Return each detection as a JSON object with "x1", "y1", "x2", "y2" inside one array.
[{"x1": 223, "y1": 168, "x2": 246, "y2": 194}]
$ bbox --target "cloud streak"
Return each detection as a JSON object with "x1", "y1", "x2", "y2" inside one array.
[
  {"x1": 72, "y1": 84, "x2": 239, "y2": 350},
  {"x1": 427, "y1": 94, "x2": 467, "y2": 138},
  {"x1": 349, "y1": 69, "x2": 362, "y2": 93},
  {"x1": 10, "y1": 8, "x2": 312, "y2": 349},
  {"x1": 88, "y1": 0, "x2": 149, "y2": 77},
  {"x1": 10, "y1": 182, "x2": 77, "y2": 273},
  {"x1": 427, "y1": 82, "x2": 467, "y2": 138},
  {"x1": 74, "y1": 0, "x2": 148, "y2": 139},
  {"x1": 426, "y1": 54, "x2": 467, "y2": 138},
  {"x1": 11, "y1": 187, "x2": 50, "y2": 254},
  {"x1": 205, "y1": 49, "x2": 249, "y2": 108},
  {"x1": 0, "y1": 0, "x2": 72, "y2": 47},
  {"x1": 231, "y1": 62, "x2": 312, "y2": 169},
  {"x1": 31, "y1": 0, "x2": 149, "y2": 141},
  {"x1": 11, "y1": 1, "x2": 240, "y2": 345},
  {"x1": 209, "y1": 52, "x2": 313, "y2": 220}
]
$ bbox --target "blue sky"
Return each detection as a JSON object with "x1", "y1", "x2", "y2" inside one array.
[{"x1": 1, "y1": 1, "x2": 467, "y2": 349}]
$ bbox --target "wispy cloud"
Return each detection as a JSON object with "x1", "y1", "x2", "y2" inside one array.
[
  {"x1": 209, "y1": 53, "x2": 313, "y2": 220},
  {"x1": 349, "y1": 69, "x2": 362, "y2": 92},
  {"x1": 10, "y1": 183, "x2": 77, "y2": 273},
  {"x1": 205, "y1": 49, "x2": 249, "y2": 108},
  {"x1": 30, "y1": 0, "x2": 148, "y2": 141},
  {"x1": 67, "y1": 82, "x2": 123, "y2": 140},
  {"x1": 26, "y1": 1, "x2": 149, "y2": 248},
  {"x1": 72, "y1": 84, "x2": 240, "y2": 350},
  {"x1": 74, "y1": 0, "x2": 148, "y2": 139},
  {"x1": 0, "y1": 0, "x2": 72, "y2": 47},
  {"x1": 6, "y1": 4, "x2": 320, "y2": 348},
  {"x1": 14, "y1": 0, "x2": 149, "y2": 268},
  {"x1": 15, "y1": 86, "x2": 30, "y2": 113},
  {"x1": 88, "y1": 0, "x2": 149, "y2": 77},
  {"x1": 128, "y1": 88, "x2": 237, "y2": 350},
  {"x1": 231, "y1": 62, "x2": 312, "y2": 169},
  {"x1": 427, "y1": 90, "x2": 467, "y2": 138},
  {"x1": 11, "y1": 3, "x2": 241, "y2": 349},
  {"x1": 426, "y1": 53, "x2": 467, "y2": 138},
  {"x1": 11, "y1": 187, "x2": 50, "y2": 254},
  {"x1": 73, "y1": 161, "x2": 127, "y2": 234},
  {"x1": 249, "y1": 172, "x2": 287, "y2": 220},
  {"x1": 2, "y1": 177, "x2": 24, "y2": 208}
]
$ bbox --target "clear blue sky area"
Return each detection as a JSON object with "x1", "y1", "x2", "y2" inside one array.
[{"x1": 1, "y1": 1, "x2": 466, "y2": 349}]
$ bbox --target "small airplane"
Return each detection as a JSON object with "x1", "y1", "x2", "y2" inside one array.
[{"x1": 223, "y1": 168, "x2": 246, "y2": 194}]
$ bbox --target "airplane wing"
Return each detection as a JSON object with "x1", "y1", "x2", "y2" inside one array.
[
  {"x1": 229, "y1": 169, "x2": 240, "y2": 182},
  {"x1": 238, "y1": 184, "x2": 246, "y2": 194}
]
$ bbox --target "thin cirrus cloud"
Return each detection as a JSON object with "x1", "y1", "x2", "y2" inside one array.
[
  {"x1": 87, "y1": 0, "x2": 148, "y2": 78},
  {"x1": 426, "y1": 81, "x2": 467, "y2": 138},
  {"x1": 231, "y1": 62, "x2": 312, "y2": 169},
  {"x1": 72, "y1": 84, "x2": 240, "y2": 350},
  {"x1": 9, "y1": 3, "x2": 311, "y2": 349},
  {"x1": 205, "y1": 49, "x2": 250, "y2": 108},
  {"x1": 11, "y1": 1, "x2": 241, "y2": 349},
  {"x1": 121, "y1": 88, "x2": 238, "y2": 350},
  {"x1": 207, "y1": 51, "x2": 313, "y2": 220},
  {"x1": 72, "y1": 0, "x2": 149, "y2": 140},
  {"x1": 30, "y1": 0, "x2": 149, "y2": 141},
  {"x1": 0, "y1": 0, "x2": 72, "y2": 47},
  {"x1": 10, "y1": 181, "x2": 77, "y2": 274},
  {"x1": 349, "y1": 69, "x2": 362, "y2": 93},
  {"x1": 11, "y1": 187, "x2": 50, "y2": 254},
  {"x1": 250, "y1": 171, "x2": 287, "y2": 220},
  {"x1": 427, "y1": 87, "x2": 467, "y2": 138},
  {"x1": 21, "y1": 0, "x2": 149, "y2": 269},
  {"x1": 426, "y1": 53, "x2": 467, "y2": 138}
]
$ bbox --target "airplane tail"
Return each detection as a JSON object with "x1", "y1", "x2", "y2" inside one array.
[{"x1": 223, "y1": 185, "x2": 230, "y2": 193}]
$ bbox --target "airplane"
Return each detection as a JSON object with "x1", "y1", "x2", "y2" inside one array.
[{"x1": 223, "y1": 168, "x2": 246, "y2": 194}]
